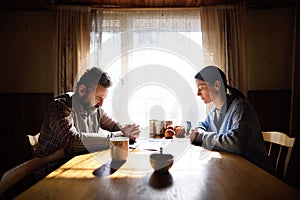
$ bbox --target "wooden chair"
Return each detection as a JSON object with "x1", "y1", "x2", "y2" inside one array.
[
  {"x1": 25, "y1": 133, "x2": 40, "y2": 156},
  {"x1": 262, "y1": 131, "x2": 295, "y2": 180},
  {"x1": 0, "y1": 148, "x2": 65, "y2": 198}
]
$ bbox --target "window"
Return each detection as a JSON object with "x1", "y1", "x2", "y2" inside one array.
[{"x1": 89, "y1": 10, "x2": 211, "y2": 137}]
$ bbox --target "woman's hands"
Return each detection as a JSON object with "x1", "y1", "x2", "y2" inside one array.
[
  {"x1": 189, "y1": 129, "x2": 203, "y2": 146},
  {"x1": 189, "y1": 129, "x2": 199, "y2": 143}
]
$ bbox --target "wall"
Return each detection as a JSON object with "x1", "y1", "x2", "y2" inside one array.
[
  {"x1": 0, "y1": 11, "x2": 56, "y2": 185},
  {"x1": 246, "y1": 7, "x2": 297, "y2": 186},
  {"x1": 246, "y1": 7, "x2": 293, "y2": 90},
  {"x1": 0, "y1": 11, "x2": 55, "y2": 93}
]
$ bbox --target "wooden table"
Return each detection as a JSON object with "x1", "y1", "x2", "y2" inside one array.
[{"x1": 16, "y1": 138, "x2": 300, "y2": 200}]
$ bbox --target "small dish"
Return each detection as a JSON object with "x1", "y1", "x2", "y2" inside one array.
[{"x1": 149, "y1": 148, "x2": 174, "y2": 173}]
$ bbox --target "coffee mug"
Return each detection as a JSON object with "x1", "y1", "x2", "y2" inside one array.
[{"x1": 110, "y1": 137, "x2": 129, "y2": 161}]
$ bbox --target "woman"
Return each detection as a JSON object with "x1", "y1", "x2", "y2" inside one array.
[{"x1": 190, "y1": 65, "x2": 274, "y2": 174}]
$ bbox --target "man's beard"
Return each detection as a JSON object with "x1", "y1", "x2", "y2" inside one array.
[{"x1": 80, "y1": 95, "x2": 97, "y2": 111}]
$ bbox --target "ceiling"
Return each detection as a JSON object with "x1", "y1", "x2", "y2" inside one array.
[{"x1": 2, "y1": 0, "x2": 297, "y2": 11}]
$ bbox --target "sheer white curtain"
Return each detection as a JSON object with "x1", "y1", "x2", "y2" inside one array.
[{"x1": 89, "y1": 9, "x2": 211, "y2": 136}]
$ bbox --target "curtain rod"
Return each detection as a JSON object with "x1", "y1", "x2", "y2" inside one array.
[
  {"x1": 90, "y1": 7, "x2": 204, "y2": 11},
  {"x1": 53, "y1": 4, "x2": 244, "y2": 11}
]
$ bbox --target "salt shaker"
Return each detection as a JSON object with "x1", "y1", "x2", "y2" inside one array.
[{"x1": 186, "y1": 121, "x2": 192, "y2": 136}]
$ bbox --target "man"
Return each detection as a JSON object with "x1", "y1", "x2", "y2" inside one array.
[{"x1": 35, "y1": 67, "x2": 140, "y2": 178}]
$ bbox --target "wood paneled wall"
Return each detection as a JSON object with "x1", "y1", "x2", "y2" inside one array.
[
  {"x1": 248, "y1": 90, "x2": 291, "y2": 134},
  {"x1": 0, "y1": 93, "x2": 54, "y2": 178}
]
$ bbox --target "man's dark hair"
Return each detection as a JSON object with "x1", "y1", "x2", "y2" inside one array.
[{"x1": 76, "y1": 67, "x2": 112, "y2": 91}]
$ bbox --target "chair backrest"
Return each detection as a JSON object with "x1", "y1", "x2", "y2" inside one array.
[
  {"x1": 25, "y1": 133, "x2": 40, "y2": 156},
  {"x1": 262, "y1": 131, "x2": 295, "y2": 180},
  {"x1": 0, "y1": 148, "x2": 64, "y2": 197}
]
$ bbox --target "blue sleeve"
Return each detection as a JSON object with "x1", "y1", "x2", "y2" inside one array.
[
  {"x1": 199, "y1": 100, "x2": 256, "y2": 155},
  {"x1": 197, "y1": 110, "x2": 213, "y2": 131}
]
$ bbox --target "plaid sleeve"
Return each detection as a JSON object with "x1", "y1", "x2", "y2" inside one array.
[
  {"x1": 98, "y1": 108, "x2": 121, "y2": 132},
  {"x1": 48, "y1": 100, "x2": 109, "y2": 155}
]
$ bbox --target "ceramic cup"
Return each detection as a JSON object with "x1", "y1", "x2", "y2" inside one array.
[{"x1": 110, "y1": 137, "x2": 129, "y2": 161}]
